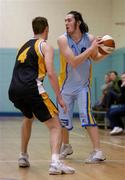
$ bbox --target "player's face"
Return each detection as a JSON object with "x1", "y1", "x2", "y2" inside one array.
[{"x1": 65, "y1": 14, "x2": 77, "y2": 35}]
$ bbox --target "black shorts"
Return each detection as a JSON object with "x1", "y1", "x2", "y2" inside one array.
[{"x1": 13, "y1": 93, "x2": 58, "y2": 122}]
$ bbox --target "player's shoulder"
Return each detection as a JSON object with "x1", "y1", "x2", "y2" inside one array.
[
  {"x1": 38, "y1": 39, "x2": 54, "y2": 55},
  {"x1": 39, "y1": 39, "x2": 52, "y2": 49},
  {"x1": 57, "y1": 33, "x2": 67, "y2": 45},
  {"x1": 43, "y1": 42, "x2": 53, "y2": 52},
  {"x1": 58, "y1": 33, "x2": 67, "y2": 41}
]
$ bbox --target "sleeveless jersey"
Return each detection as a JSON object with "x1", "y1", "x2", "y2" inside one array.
[
  {"x1": 9, "y1": 38, "x2": 46, "y2": 100},
  {"x1": 58, "y1": 32, "x2": 92, "y2": 94}
]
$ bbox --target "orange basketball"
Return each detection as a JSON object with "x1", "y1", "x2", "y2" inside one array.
[{"x1": 98, "y1": 35, "x2": 115, "y2": 55}]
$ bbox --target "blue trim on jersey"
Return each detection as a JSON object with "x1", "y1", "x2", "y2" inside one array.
[
  {"x1": 82, "y1": 124, "x2": 97, "y2": 127},
  {"x1": 62, "y1": 126, "x2": 73, "y2": 131},
  {"x1": 86, "y1": 91, "x2": 91, "y2": 124}
]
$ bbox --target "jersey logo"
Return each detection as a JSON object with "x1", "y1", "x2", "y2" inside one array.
[
  {"x1": 81, "y1": 47, "x2": 86, "y2": 53},
  {"x1": 18, "y1": 47, "x2": 30, "y2": 63}
]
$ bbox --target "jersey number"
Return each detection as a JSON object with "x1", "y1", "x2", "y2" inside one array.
[{"x1": 18, "y1": 47, "x2": 30, "y2": 63}]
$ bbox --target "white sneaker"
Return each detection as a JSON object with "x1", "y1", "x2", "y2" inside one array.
[
  {"x1": 60, "y1": 144, "x2": 73, "y2": 159},
  {"x1": 85, "y1": 150, "x2": 106, "y2": 164},
  {"x1": 110, "y1": 127, "x2": 123, "y2": 135},
  {"x1": 49, "y1": 161, "x2": 75, "y2": 175},
  {"x1": 18, "y1": 153, "x2": 30, "y2": 168}
]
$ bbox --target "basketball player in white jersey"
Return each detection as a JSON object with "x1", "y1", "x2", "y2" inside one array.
[{"x1": 58, "y1": 11, "x2": 108, "y2": 163}]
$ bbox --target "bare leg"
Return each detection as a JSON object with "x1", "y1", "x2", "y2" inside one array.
[
  {"x1": 18, "y1": 117, "x2": 34, "y2": 167},
  {"x1": 86, "y1": 126, "x2": 100, "y2": 150},
  {"x1": 62, "y1": 127, "x2": 69, "y2": 144},
  {"x1": 59, "y1": 127, "x2": 73, "y2": 159},
  {"x1": 62, "y1": 125, "x2": 100, "y2": 150},
  {"x1": 45, "y1": 116, "x2": 75, "y2": 174},
  {"x1": 44, "y1": 115, "x2": 62, "y2": 155},
  {"x1": 21, "y1": 117, "x2": 34, "y2": 153},
  {"x1": 85, "y1": 126, "x2": 106, "y2": 163}
]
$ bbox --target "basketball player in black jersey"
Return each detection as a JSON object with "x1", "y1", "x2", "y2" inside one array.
[{"x1": 8, "y1": 17, "x2": 75, "y2": 175}]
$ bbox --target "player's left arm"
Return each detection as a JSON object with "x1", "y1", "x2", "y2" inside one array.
[{"x1": 89, "y1": 34, "x2": 107, "y2": 62}]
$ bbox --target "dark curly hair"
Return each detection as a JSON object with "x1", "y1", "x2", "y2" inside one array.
[{"x1": 67, "y1": 11, "x2": 89, "y2": 33}]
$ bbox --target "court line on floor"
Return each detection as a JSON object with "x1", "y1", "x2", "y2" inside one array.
[
  {"x1": 71, "y1": 131, "x2": 125, "y2": 149},
  {"x1": 101, "y1": 140, "x2": 125, "y2": 148},
  {"x1": 0, "y1": 159, "x2": 125, "y2": 163},
  {"x1": 71, "y1": 132, "x2": 86, "y2": 138}
]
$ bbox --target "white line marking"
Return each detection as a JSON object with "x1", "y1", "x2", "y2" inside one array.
[
  {"x1": 101, "y1": 140, "x2": 125, "y2": 148},
  {"x1": 71, "y1": 132, "x2": 86, "y2": 138},
  {"x1": 0, "y1": 159, "x2": 125, "y2": 163},
  {"x1": 71, "y1": 131, "x2": 125, "y2": 148}
]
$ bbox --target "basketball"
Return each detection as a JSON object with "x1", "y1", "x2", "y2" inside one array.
[{"x1": 98, "y1": 35, "x2": 115, "y2": 55}]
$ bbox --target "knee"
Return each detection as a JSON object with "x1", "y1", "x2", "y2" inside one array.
[{"x1": 46, "y1": 117, "x2": 62, "y2": 130}]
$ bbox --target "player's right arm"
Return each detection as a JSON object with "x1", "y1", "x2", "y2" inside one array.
[
  {"x1": 42, "y1": 42, "x2": 67, "y2": 113},
  {"x1": 57, "y1": 34, "x2": 98, "y2": 68}
]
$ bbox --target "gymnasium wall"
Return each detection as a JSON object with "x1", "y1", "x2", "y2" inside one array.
[
  {"x1": 0, "y1": 0, "x2": 112, "y2": 49},
  {"x1": 112, "y1": 0, "x2": 125, "y2": 48},
  {"x1": 0, "y1": 47, "x2": 125, "y2": 114},
  {"x1": 0, "y1": 0, "x2": 125, "y2": 114}
]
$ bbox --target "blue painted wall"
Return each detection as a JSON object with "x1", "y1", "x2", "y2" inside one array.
[{"x1": 0, "y1": 48, "x2": 125, "y2": 115}]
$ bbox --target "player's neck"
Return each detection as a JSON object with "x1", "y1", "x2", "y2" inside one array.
[
  {"x1": 70, "y1": 31, "x2": 83, "y2": 43},
  {"x1": 34, "y1": 34, "x2": 45, "y2": 40}
]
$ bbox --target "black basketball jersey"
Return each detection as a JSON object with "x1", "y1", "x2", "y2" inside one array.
[{"x1": 9, "y1": 38, "x2": 47, "y2": 100}]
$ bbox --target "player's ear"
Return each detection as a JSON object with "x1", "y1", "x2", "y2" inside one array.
[{"x1": 78, "y1": 21, "x2": 81, "y2": 26}]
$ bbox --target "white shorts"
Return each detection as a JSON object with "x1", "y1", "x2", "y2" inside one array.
[{"x1": 58, "y1": 87, "x2": 97, "y2": 130}]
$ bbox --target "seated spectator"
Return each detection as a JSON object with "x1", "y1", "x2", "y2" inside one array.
[
  {"x1": 102, "y1": 71, "x2": 121, "y2": 109},
  {"x1": 107, "y1": 72, "x2": 125, "y2": 135},
  {"x1": 99, "y1": 72, "x2": 113, "y2": 108},
  {"x1": 96, "y1": 71, "x2": 121, "y2": 110},
  {"x1": 101, "y1": 72, "x2": 113, "y2": 93},
  {"x1": 109, "y1": 71, "x2": 121, "y2": 94},
  {"x1": 93, "y1": 72, "x2": 114, "y2": 111}
]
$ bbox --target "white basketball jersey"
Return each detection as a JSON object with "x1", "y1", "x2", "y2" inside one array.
[{"x1": 58, "y1": 32, "x2": 92, "y2": 94}]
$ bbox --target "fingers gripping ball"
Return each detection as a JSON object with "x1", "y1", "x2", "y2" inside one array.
[{"x1": 98, "y1": 35, "x2": 115, "y2": 55}]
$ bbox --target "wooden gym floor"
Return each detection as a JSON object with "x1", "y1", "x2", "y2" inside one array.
[{"x1": 0, "y1": 116, "x2": 125, "y2": 180}]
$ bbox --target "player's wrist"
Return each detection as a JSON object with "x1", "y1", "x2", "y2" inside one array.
[{"x1": 88, "y1": 46, "x2": 95, "y2": 54}]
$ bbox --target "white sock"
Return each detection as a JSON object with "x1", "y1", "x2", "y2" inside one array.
[{"x1": 51, "y1": 154, "x2": 59, "y2": 163}]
